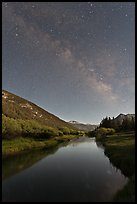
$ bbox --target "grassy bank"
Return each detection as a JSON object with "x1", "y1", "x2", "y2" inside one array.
[
  {"x1": 2, "y1": 135, "x2": 81, "y2": 157},
  {"x1": 96, "y1": 132, "x2": 135, "y2": 202}
]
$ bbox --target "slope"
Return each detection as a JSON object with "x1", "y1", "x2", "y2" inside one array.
[{"x1": 2, "y1": 90, "x2": 75, "y2": 130}]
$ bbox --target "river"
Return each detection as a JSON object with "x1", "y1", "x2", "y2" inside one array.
[{"x1": 2, "y1": 137, "x2": 128, "y2": 202}]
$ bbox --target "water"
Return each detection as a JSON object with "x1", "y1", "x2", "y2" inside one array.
[{"x1": 2, "y1": 137, "x2": 128, "y2": 202}]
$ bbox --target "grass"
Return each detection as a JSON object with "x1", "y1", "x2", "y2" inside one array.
[
  {"x1": 2, "y1": 135, "x2": 81, "y2": 157},
  {"x1": 96, "y1": 131, "x2": 135, "y2": 202}
]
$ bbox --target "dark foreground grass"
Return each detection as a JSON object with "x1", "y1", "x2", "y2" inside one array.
[
  {"x1": 97, "y1": 132, "x2": 135, "y2": 202},
  {"x1": 2, "y1": 135, "x2": 81, "y2": 157}
]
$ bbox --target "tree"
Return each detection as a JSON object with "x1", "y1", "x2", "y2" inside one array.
[
  {"x1": 131, "y1": 117, "x2": 135, "y2": 130},
  {"x1": 100, "y1": 117, "x2": 111, "y2": 128},
  {"x1": 121, "y1": 118, "x2": 134, "y2": 131}
]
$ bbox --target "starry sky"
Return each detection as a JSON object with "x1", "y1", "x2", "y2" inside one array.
[{"x1": 2, "y1": 2, "x2": 135, "y2": 124}]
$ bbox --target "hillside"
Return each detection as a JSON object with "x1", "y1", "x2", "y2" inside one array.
[
  {"x1": 114, "y1": 113, "x2": 135, "y2": 125},
  {"x1": 2, "y1": 90, "x2": 75, "y2": 130},
  {"x1": 69, "y1": 121, "x2": 98, "y2": 131}
]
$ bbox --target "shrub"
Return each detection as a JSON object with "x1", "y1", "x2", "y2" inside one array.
[
  {"x1": 69, "y1": 129, "x2": 78, "y2": 135},
  {"x1": 2, "y1": 114, "x2": 22, "y2": 139},
  {"x1": 2, "y1": 114, "x2": 60, "y2": 139},
  {"x1": 43, "y1": 127, "x2": 59, "y2": 137},
  {"x1": 78, "y1": 131, "x2": 85, "y2": 135},
  {"x1": 95, "y1": 127, "x2": 115, "y2": 140},
  {"x1": 58, "y1": 131, "x2": 63, "y2": 136},
  {"x1": 59, "y1": 127, "x2": 70, "y2": 135}
]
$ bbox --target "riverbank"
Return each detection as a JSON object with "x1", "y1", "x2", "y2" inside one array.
[
  {"x1": 96, "y1": 131, "x2": 135, "y2": 202},
  {"x1": 2, "y1": 135, "x2": 82, "y2": 157}
]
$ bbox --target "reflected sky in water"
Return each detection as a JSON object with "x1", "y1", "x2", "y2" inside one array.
[{"x1": 2, "y1": 137, "x2": 128, "y2": 202}]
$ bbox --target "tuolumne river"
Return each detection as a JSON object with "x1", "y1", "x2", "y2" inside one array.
[{"x1": 2, "y1": 137, "x2": 128, "y2": 202}]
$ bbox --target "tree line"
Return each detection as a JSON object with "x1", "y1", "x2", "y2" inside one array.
[
  {"x1": 99, "y1": 116, "x2": 135, "y2": 131},
  {"x1": 87, "y1": 115, "x2": 135, "y2": 138}
]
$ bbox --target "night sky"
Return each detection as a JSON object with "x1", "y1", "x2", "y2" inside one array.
[{"x1": 2, "y1": 2, "x2": 135, "y2": 124}]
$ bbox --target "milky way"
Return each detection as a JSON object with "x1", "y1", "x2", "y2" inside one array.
[{"x1": 2, "y1": 2, "x2": 135, "y2": 124}]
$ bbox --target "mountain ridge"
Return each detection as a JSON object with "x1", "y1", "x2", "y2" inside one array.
[
  {"x1": 2, "y1": 90, "x2": 76, "y2": 130},
  {"x1": 68, "y1": 120, "x2": 98, "y2": 131},
  {"x1": 114, "y1": 113, "x2": 135, "y2": 125}
]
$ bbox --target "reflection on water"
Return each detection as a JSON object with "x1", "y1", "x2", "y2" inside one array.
[
  {"x1": 2, "y1": 147, "x2": 59, "y2": 180},
  {"x1": 96, "y1": 139, "x2": 105, "y2": 150},
  {"x1": 2, "y1": 137, "x2": 128, "y2": 202}
]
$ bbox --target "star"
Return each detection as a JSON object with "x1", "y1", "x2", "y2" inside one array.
[
  {"x1": 56, "y1": 53, "x2": 60, "y2": 57},
  {"x1": 2, "y1": 2, "x2": 135, "y2": 122},
  {"x1": 89, "y1": 10, "x2": 94, "y2": 14},
  {"x1": 50, "y1": 29, "x2": 54, "y2": 33},
  {"x1": 123, "y1": 48, "x2": 127, "y2": 52}
]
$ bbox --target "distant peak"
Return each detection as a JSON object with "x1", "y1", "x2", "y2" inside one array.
[{"x1": 119, "y1": 113, "x2": 125, "y2": 116}]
